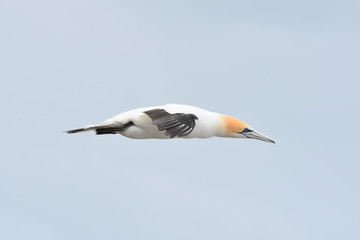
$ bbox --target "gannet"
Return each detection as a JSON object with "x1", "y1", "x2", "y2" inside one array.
[{"x1": 66, "y1": 104, "x2": 275, "y2": 143}]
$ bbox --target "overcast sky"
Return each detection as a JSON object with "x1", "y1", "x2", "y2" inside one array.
[{"x1": 1, "y1": 0, "x2": 359, "y2": 239}]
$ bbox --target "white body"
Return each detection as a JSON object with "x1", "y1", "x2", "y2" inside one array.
[{"x1": 98, "y1": 104, "x2": 223, "y2": 139}]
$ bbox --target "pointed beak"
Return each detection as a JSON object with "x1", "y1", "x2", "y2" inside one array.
[{"x1": 243, "y1": 130, "x2": 276, "y2": 144}]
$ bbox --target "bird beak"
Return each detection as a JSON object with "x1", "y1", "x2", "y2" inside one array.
[{"x1": 242, "y1": 130, "x2": 275, "y2": 144}]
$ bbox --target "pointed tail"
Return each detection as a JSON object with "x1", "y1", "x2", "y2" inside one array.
[
  {"x1": 66, "y1": 125, "x2": 101, "y2": 134},
  {"x1": 66, "y1": 121, "x2": 134, "y2": 135}
]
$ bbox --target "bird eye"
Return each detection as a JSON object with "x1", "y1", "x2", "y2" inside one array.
[{"x1": 242, "y1": 128, "x2": 253, "y2": 133}]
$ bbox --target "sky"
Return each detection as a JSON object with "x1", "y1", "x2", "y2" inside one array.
[{"x1": 1, "y1": 0, "x2": 360, "y2": 239}]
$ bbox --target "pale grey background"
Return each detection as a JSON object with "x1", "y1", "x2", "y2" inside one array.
[{"x1": 1, "y1": 0, "x2": 359, "y2": 239}]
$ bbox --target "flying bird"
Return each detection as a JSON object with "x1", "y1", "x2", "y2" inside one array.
[{"x1": 66, "y1": 104, "x2": 275, "y2": 143}]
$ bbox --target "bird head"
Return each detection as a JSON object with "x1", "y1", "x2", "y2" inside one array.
[{"x1": 221, "y1": 115, "x2": 275, "y2": 143}]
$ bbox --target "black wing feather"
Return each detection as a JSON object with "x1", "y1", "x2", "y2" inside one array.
[{"x1": 144, "y1": 109, "x2": 198, "y2": 138}]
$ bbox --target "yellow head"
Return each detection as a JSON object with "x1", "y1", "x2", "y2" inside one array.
[
  {"x1": 221, "y1": 115, "x2": 275, "y2": 143},
  {"x1": 222, "y1": 115, "x2": 251, "y2": 133}
]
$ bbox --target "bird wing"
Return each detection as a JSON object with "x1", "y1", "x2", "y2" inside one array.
[{"x1": 144, "y1": 109, "x2": 198, "y2": 138}]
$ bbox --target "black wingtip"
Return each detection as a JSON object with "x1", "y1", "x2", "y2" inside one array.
[
  {"x1": 95, "y1": 128, "x2": 118, "y2": 135},
  {"x1": 95, "y1": 122, "x2": 134, "y2": 135}
]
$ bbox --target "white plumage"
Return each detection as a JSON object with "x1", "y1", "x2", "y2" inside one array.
[{"x1": 67, "y1": 104, "x2": 275, "y2": 143}]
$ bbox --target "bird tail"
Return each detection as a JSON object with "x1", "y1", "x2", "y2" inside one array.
[
  {"x1": 66, "y1": 125, "x2": 102, "y2": 134},
  {"x1": 66, "y1": 121, "x2": 134, "y2": 135}
]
